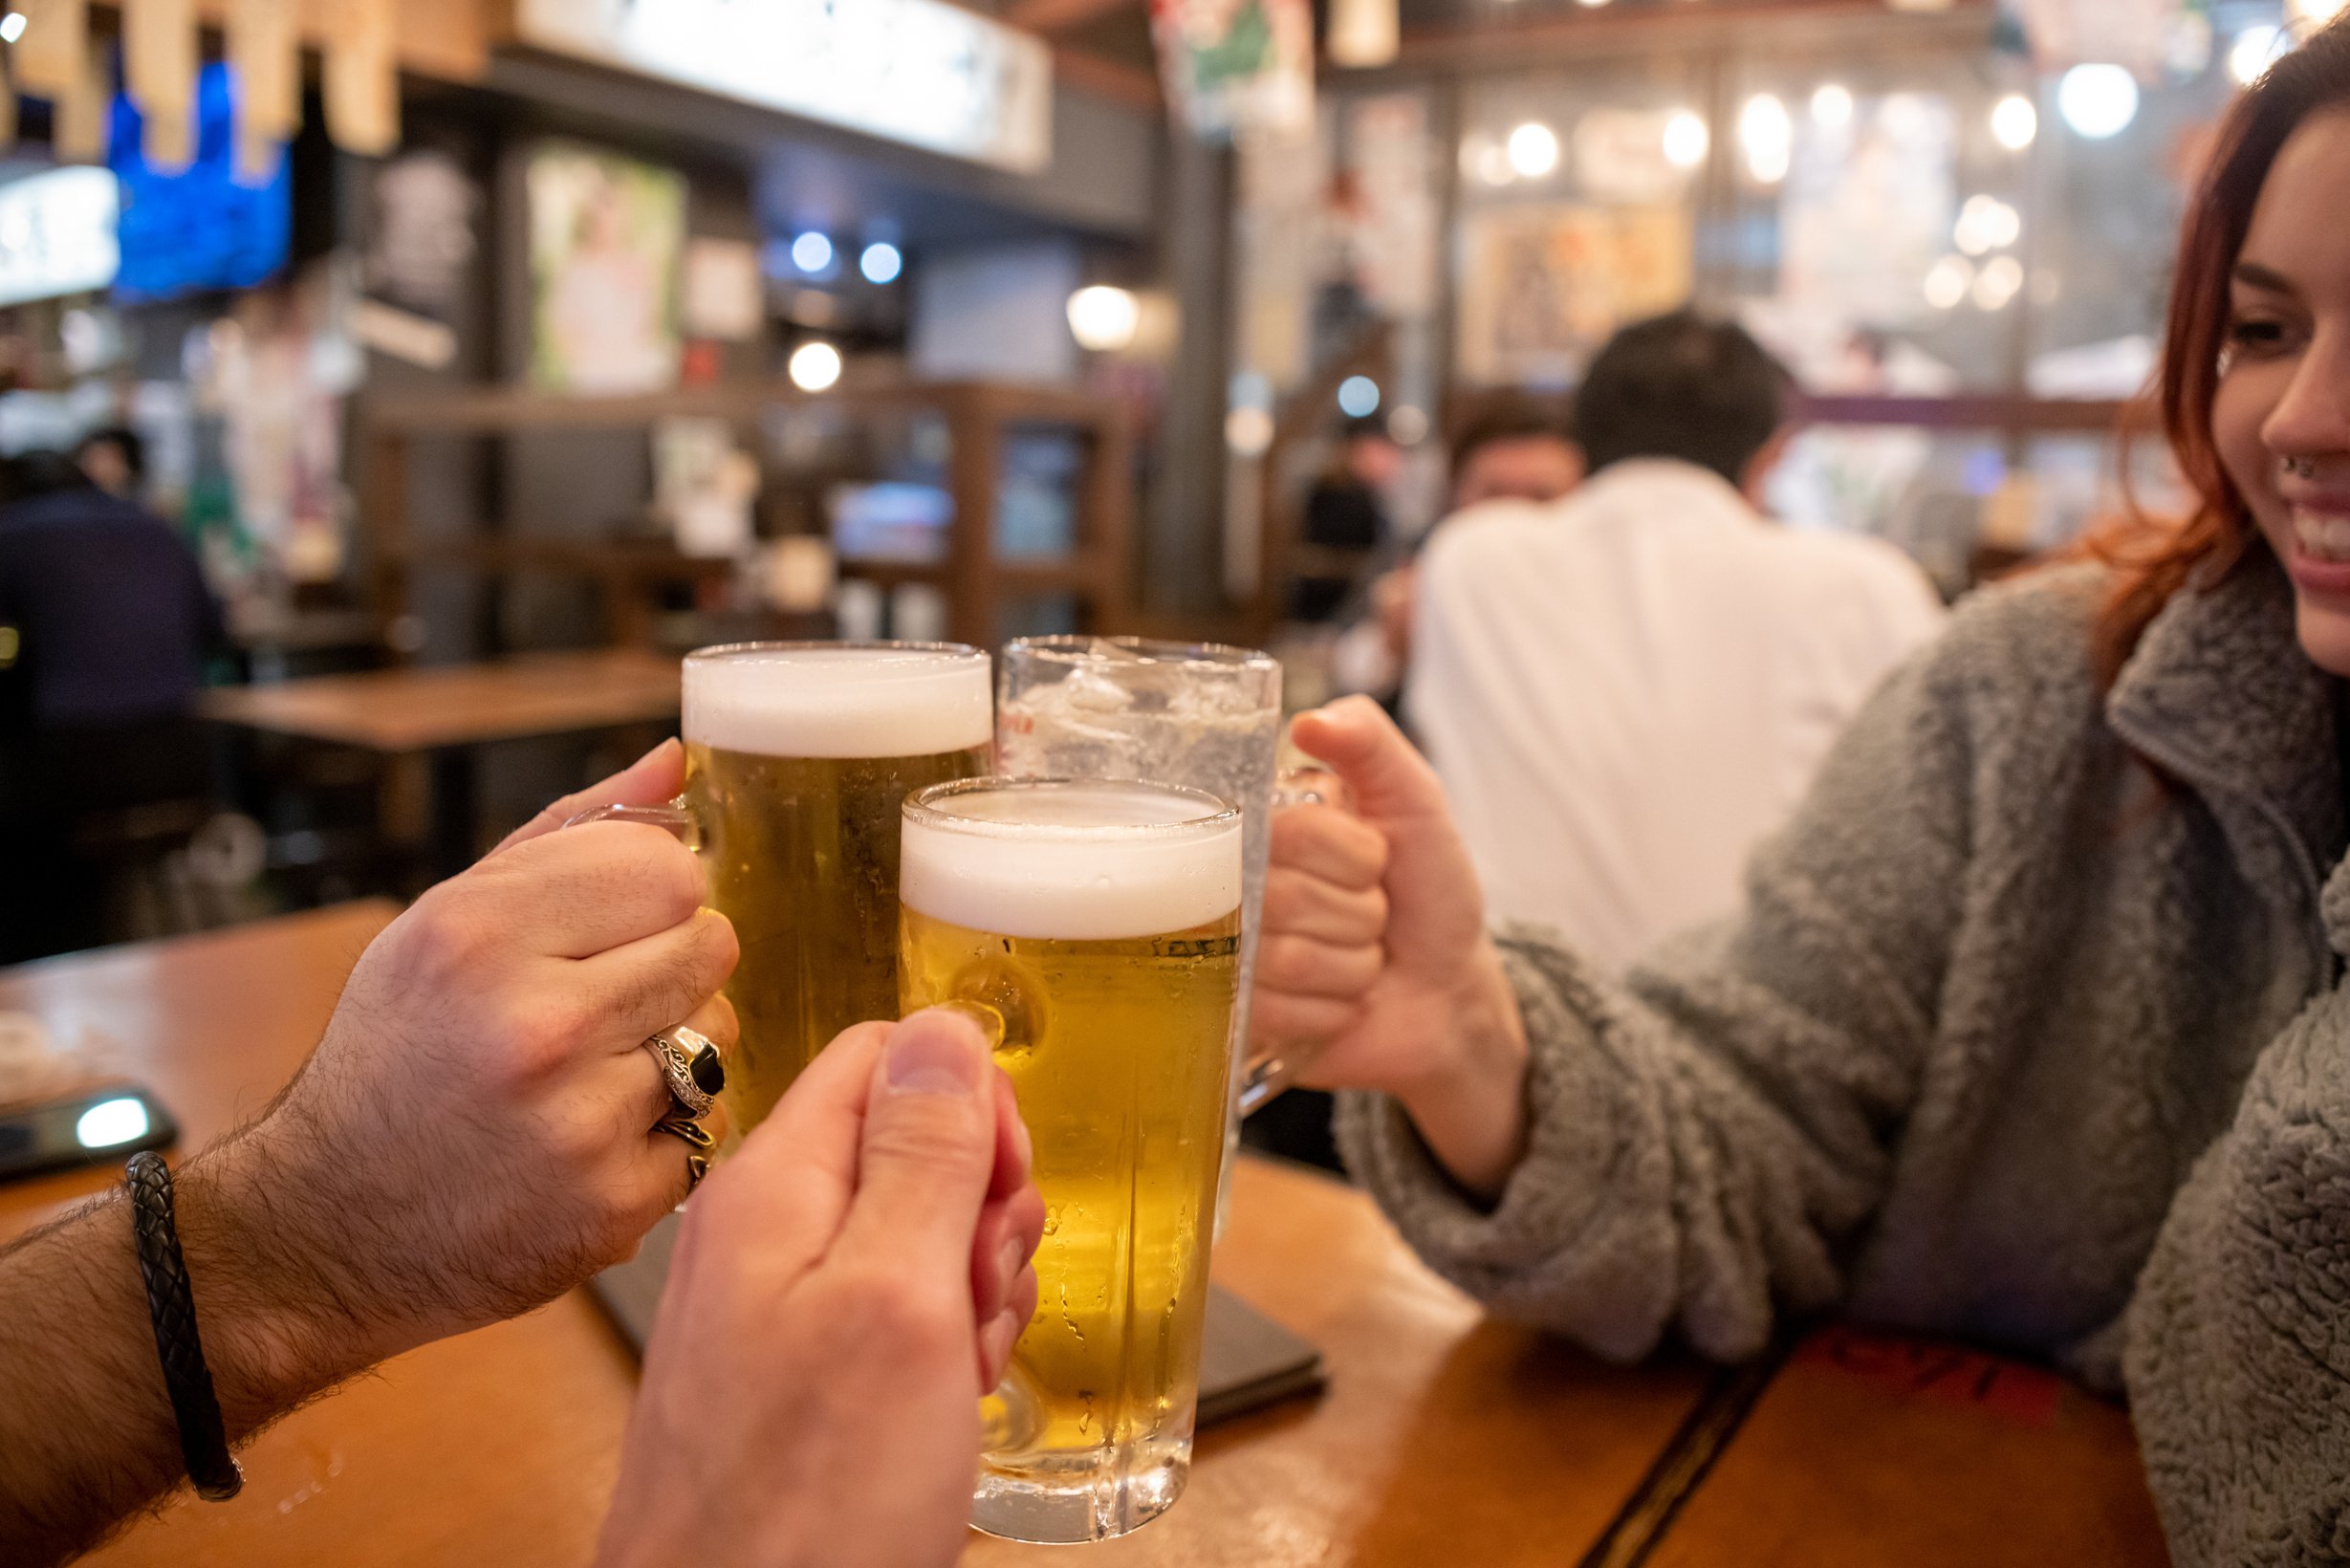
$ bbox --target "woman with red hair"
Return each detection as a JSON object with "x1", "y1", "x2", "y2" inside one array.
[{"x1": 1254, "y1": 21, "x2": 2350, "y2": 1563}]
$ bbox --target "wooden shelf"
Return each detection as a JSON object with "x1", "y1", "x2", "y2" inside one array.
[
  {"x1": 357, "y1": 378, "x2": 1134, "y2": 656},
  {"x1": 1795, "y1": 395, "x2": 2141, "y2": 435}
]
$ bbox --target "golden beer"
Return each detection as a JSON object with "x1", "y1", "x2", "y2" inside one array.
[
  {"x1": 684, "y1": 643, "x2": 990, "y2": 1136},
  {"x1": 899, "y1": 779, "x2": 1242, "y2": 1544}
]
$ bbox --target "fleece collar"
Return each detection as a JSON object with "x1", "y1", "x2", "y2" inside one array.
[{"x1": 2106, "y1": 547, "x2": 2342, "y2": 915}]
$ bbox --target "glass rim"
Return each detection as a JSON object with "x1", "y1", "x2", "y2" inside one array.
[
  {"x1": 902, "y1": 775, "x2": 1241, "y2": 842},
  {"x1": 1001, "y1": 634, "x2": 1276, "y2": 673},
  {"x1": 685, "y1": 639, "x2": 987, "y2": 667}
]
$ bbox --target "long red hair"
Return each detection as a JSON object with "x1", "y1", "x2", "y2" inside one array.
[{"x1": 2085, "y1": 16, "x2": 2350, "y2": 685}]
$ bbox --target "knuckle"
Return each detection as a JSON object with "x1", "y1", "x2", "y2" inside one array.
[
  {"x1": 690, "y1": 909, "x2": 741, "y2": 987},
  {"x1": 496, "y1": 997, "x2": 589, "y2": 1080},
  {"x1": 396, "y1": 893, "x2": 490, "y2": 985},
  {"x1": 644, "y1": 834, "x2": 708, "y2": 919},
  {"x1": 830, "y1": 1268, "x2": 959, "y2": 1346}
]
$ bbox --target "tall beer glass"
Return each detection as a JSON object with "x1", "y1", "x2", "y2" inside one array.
[
  {"x1": 899, "y1": 778, "x2": 1242, "y2": 1544},
  {"x1": 996, "y1": 638, "x2": 1282, "y2": 1231},
  {"x1": 680, "y1": 642, "x2": 990, "y2": 1134}
]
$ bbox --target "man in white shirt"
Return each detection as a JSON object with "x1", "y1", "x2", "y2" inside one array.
[{"x1": 1406, "y1": 311, "x2": 1946, "y2": 968}]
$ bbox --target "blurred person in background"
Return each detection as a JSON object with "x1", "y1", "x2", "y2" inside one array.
[
  {"x1": 1292, "y1": 414, "x2": 1403, "y2": 622},
  {"x1": 1331, "y1": 394, "x2": 1583, "y2": 706},
  {"x1": 0, "y1": 447, "x2": 223, "y2": 961},
  {"x1": 0, "y1": 743, "x2": 1043, "y2": 1568},
  {"x1": 74, "y1": 425, "x2": 147, "y2": 502},
  {"x1": 1251, "y1": 25, "x2": 2350, "y2": 1563},
  {"x1": 1407, "y1": 310, "x2": 1944, "y2": 966}
]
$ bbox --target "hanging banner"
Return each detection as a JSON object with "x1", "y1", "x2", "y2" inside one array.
[
  {"x1": 1326, "y1": 0, "x2": 1396, "y2": 69},
  {"x1": 1150, "y1": 0, "x2": 1314, "y2": 142},
  {"x1": 122, "y1": 0, "x2": 195, "y2": 170},
  {"x1": 53, "y1": 43, "x2": 107, "y2": 162},
  {"x1": 324, "y1": 0, "x2": 399, "y2": 157},
  {"x1": 12, "y1": 0, "x2": 87, "y2": 98},
  {"x1": 228, "y1": 0, "x2": 299, "y2": 185},
  {"x1": 512, "y1": 0, "x2": 1051, "y2": 174},
  {"x1": 122, "y1": 0, "x2": 195, "y2": 112}
]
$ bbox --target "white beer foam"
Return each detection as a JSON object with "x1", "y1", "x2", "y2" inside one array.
[
  {"x1": 685, "y1": 646, "x2": 991, "y2": 759},
  {"x1": 902, "y1": 783, "x2": 1242, "y2": 942}
]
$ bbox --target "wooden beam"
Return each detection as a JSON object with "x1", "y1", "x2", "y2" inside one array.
[
  {"x1": 1360, "y1": 0, "x2": 1993, "y2": 76},
  {"x1": 1052, "y1": 45, "x2": 1162, "y2": 111},
  {"x1": 88, "y1": 0, "x2": 491, "y2": 85},
  {"x1": 1007, "y1": 0, "x2": 1142, "y2": 33}
]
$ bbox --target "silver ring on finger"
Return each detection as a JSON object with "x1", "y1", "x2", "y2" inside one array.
[
  {"x1": 642, "y1": 1026, "x2": 723, "y2": 1120},
  {"x1": 653, "y1": 1113, "x2": 716, "y2": 1150}
]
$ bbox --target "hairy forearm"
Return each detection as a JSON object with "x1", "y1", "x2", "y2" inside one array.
[
  {"x1": 1392, "y1": 941, "x2": 1532, "y2": 1200},
  {"x1": 0, "y1": 1144, "x2": 357, "y2": 1564}
]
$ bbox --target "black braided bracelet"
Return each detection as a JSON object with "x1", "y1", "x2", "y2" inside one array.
[{"x1": 124, "y1": 1152, "x2": 244, "y2": 1502}]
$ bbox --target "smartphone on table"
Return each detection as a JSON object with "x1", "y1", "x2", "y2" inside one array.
[{"x1": 0, "y1": 1084, "x2": 178, "y2": 1184}]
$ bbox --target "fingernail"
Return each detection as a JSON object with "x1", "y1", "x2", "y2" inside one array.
[{"x1": 886, "y1": 1017, "x2": 983, "y2": 1096}]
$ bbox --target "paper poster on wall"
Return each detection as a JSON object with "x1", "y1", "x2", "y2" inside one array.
[
  {"x1": 1151, "y1": 0, "x2": 1314, "y2": 142},
  {"x1": 528, "y1": 143, "x2": 684, "y2": 395},
  {"x1": 1454, "y1": 203, "x2": 1692, "y2": 385},
  {"x1": 682, "y1": 237, "x2": 762, "y2": 340}
]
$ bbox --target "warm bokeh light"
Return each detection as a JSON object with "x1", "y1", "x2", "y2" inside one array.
[
  {"x1": 1991, "y1": 94, "x2": 2037, "y2": 151},
  {"x1": 1506, "y1": 121, "x2": 1559, "y2": 179},
  {"x1": 1066, "y1": 284, "x2": 1141, "y2": 352},
  {"x1": 1972, "y1": 254, "x2": 2024, "y2": 311},
  {"x1": 1924, "y1": 255, "x2": 1972, "y2": 310},
  {"x1": 2290, "y1": 0, "x2": 2346, "y2": 26},
  {"x1": 2230, "y1": 27, "x2": 2286, "y2": 87},
  {"x1": 1953, "y1": 194, "x2": 2021, "y2": 256},
  {"x1": 1226, "y1": 405, "x2": 1273, "y2": 456},
  {"x1": 1740, "y1": 95, "x2": 1792, "y2": 184},
  {"x1": 1663, "y1": 111, "x2": 1709, "y2": 170},
  {"x1": 788, "y1": 340, "x2": 842, "y2": 392},
  {"x1": 1810, "y1": 84, "x2": 1855, "y2": 129},
  {"x1": 0, "y1": 13, "x2": 27, "y2": 45}
]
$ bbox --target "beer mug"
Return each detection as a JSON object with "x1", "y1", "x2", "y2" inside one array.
[
  {"x1": 575, "y1": 642, "x2": 991, "y2": 1141},
  {"x1": 899, "y1": 777, "x2": 1243, "y2": 1544}
]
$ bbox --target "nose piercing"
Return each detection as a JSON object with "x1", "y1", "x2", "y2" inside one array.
[{"x1": 2286, "y1": 455, "x2": 2319, "y2": 480}]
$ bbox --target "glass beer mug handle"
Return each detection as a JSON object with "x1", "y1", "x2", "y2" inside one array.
[
  {"x1": 561, "y1": 797, "x2": 701, "y2": 850},
  {"x1": 1236, "y1": 767, "x2": 1360, "y2": 1117}
]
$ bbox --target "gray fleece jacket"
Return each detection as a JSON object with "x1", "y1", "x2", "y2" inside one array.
[{"x1": 1338, "y1": 553, "x2": 2350, "y2": 1565}]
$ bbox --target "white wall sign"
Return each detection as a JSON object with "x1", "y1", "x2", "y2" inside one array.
[
  {"x1": 0, "y1": 167, "x2": 120, "y2": 306},
  {"x1": 514, "y1": 0, "x2": 1053, "y2": 174}
]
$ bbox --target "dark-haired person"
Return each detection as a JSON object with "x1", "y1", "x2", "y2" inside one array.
[
  {"x1": 73, "y1": 425, "x2": 147, "y2": 502},
  {"x1": 0, "y1": 742, "x2": 1042, "y2": 1567},
  {"x1": 1331, "y1": 395, "x2": 1584, "y2": 704},
  {"x1": 1404, "y1": 311, "x2": 1944, "y2": 965},
  {"x1": 0, "y1": 448, "x2": 223, "y2": 960},
  {"x1": 1252, "y1": 26, "x2": 2350, "y2": 1565}
]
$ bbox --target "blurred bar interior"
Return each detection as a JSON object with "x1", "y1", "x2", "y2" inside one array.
[{"x1": 0, "y1": 0, "x2": 2318, "y2": 954}]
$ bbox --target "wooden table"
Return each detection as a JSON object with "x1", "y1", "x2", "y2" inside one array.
[
  {"x1": 0, "y1": 908, "x2": 2170, "y2": 1567},
  {"x1": 198, "y1": 649, "x2": 683, "y2": 875}
]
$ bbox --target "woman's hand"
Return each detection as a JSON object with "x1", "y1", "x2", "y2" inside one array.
[
  {"x1": 1253, "y1": 698, "x2": 1532, "y2": 1197},
  {"x1": 598, "y1": 1009, "x2": 1044, "y2": 1568}
]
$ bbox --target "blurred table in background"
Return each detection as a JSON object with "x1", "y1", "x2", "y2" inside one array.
[
  {"x1": 199, "y1": 649, "x2": 682, "y2": 878},
  {"x1": 0, "y1": 908, "x2": 2166, "y2": 1566}
]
